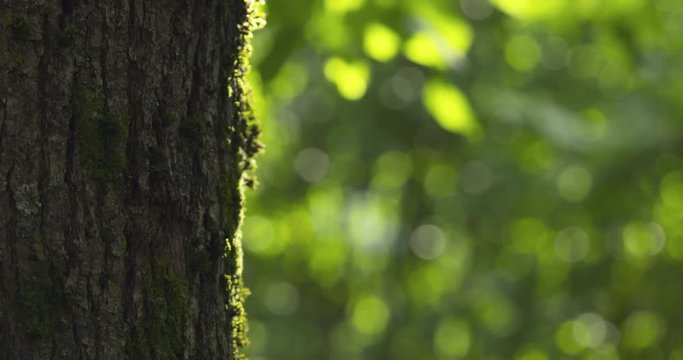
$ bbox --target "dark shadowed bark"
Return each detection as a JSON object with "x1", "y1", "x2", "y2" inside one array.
[{"x1": 0, "y1": 0, "x2": 259, "y2": 358}]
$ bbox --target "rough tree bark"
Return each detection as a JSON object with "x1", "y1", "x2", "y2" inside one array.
[{"x1": 0, "y1": 0, "x2": 260, "y2": 358}]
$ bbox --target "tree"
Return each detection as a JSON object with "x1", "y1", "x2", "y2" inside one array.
[{"x1": 0, "y1": 0, "x2": 260, "y2": 358}]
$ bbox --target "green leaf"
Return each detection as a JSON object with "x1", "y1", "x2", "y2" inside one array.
[
  {"x1": 422, "y1": 79, "x2": 480, "y2": 139},
  {"x1": 363, "y1": 23, "x2": 401, "y2": 62},
  {"x1": 324, "y1": 57, "x2": 371, "y2": 100}
]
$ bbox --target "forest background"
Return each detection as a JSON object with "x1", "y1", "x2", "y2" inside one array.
[{"x1": 243, "y1": 0, "x2": 683, "y2": 359}]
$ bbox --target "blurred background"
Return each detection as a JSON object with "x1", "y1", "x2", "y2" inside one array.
[{"x1": 241, "y1": 0, "x2": 683, "y2": 359}]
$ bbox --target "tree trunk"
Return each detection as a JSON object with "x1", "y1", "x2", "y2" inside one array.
[{"x1": 0, "y1": 0, "x2": 256, "y2": 358}]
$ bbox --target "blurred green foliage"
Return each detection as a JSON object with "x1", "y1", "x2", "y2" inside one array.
[{"x1": 242, "y1": 0, "x2": 683, "y2": 359}]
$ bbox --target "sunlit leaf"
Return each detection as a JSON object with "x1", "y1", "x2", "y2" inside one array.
[
  {"x1": 422, "y1": 79, "x2": 480, "y2": 138},
  {"x1": 324, "y1": 57, "x2": 371, "y2": 100},
  {"x1": 403, "y1": 32, "x2": 446, "y2": 69},
  {"x1": 402, "y1": 3, "x2": 473, "y2": 69},
  {"x1": 491, "y1": 0, "x2": 566, "y2": 20},
  {"x1": 324, "y1": 0, "x2": 365, "y2": 14},
  {"x1": 411, "y1": 3, "x2": 473, "y2": 55},
  {"x1": 363, "y1": 23, "x2": 401, "y2": 62}
]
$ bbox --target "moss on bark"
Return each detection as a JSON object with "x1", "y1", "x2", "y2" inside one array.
[{"x1": 75, "y1": 73, "x2": 128, "y2": 183}]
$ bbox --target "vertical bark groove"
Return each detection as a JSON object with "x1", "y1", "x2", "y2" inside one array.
[{"x1": 0, "y1": 0, "x2": 254, "y2": 358}]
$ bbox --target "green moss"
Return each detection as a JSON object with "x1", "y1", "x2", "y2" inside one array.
[
  {"x1": 225, "y1": 274, "x2": 250, "y2": 359},
  {"x1": 128, "y1": 262, "x2": 189, "y2": 359},
  {"x1": 146, "y1": 264, "x2": 189, "y2": 358},
  {"x1": 14, "y1": 261, "x2": 65, "y2": 338},
  {"x1": 220, "y1": 169, "x2": 242, "y2": 238},
  {"x1": 222, "y1": 1, "x2": 266, "y2": 358},
  {"x1": 75, "y1": 73, "x2": 128, "y2": 183}
]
